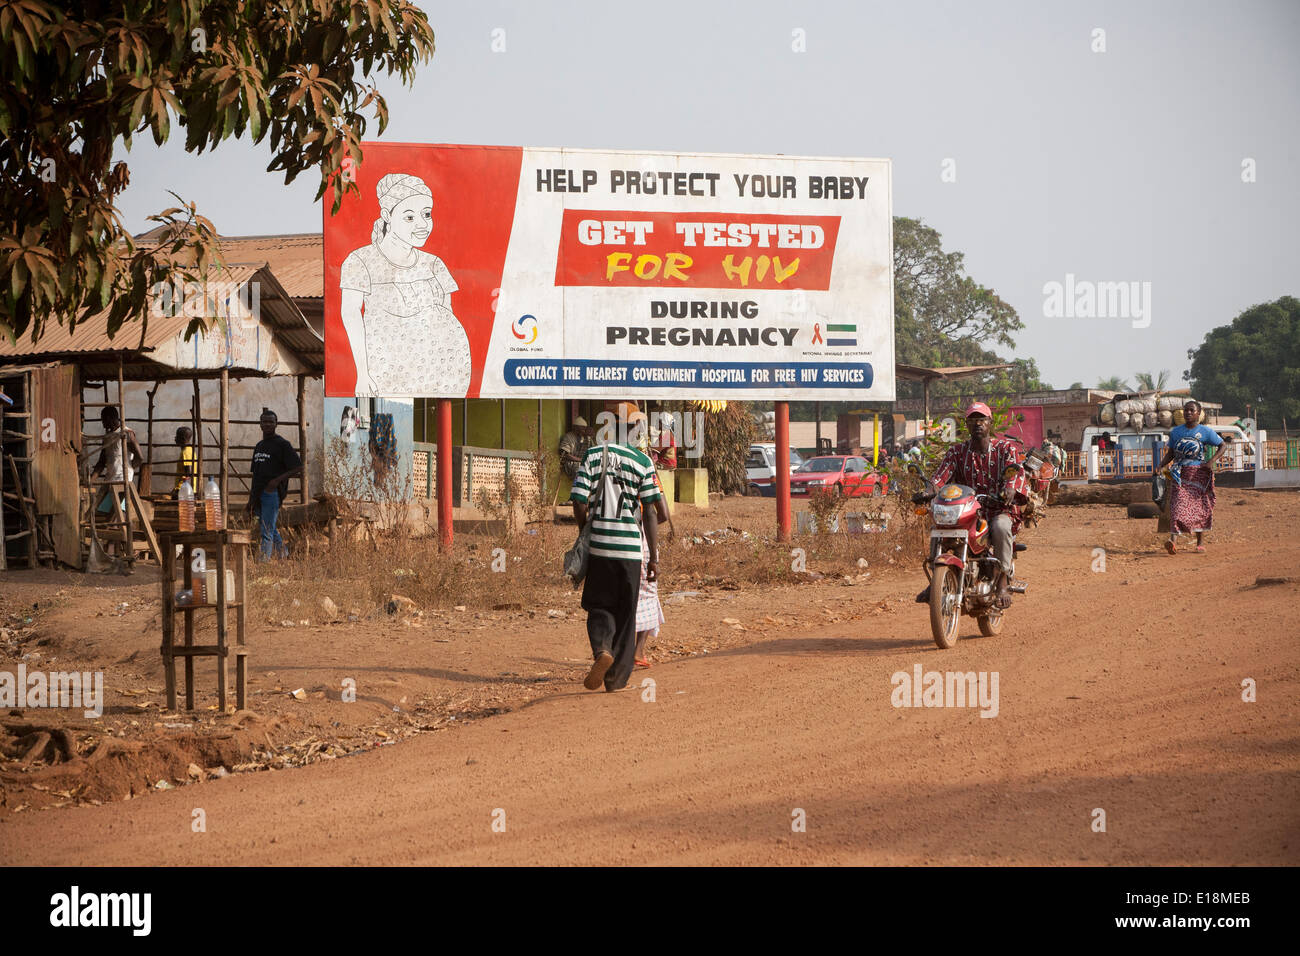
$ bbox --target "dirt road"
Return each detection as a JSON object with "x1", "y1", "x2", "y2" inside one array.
[{"x1": 3, "y1": 492, "x2": 1297, "y2": 865}]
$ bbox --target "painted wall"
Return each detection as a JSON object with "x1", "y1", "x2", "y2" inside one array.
[
  {"x1": 322, "y1": 395, "x2": 414, "y2": 498},
  {"x1": 414, "y1": 397, "x2": 566, "y2": 498},
  {"x1": 788, "y1": 420, "x2": 838, "y2": 451},
  {"x1": 1007, "y1": 406, "x2": 1044, "y2": 449}
]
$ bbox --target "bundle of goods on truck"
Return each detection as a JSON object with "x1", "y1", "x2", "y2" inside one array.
[{"x1": 1096, "y1": 395, "x2": 1198, "y2": 430}]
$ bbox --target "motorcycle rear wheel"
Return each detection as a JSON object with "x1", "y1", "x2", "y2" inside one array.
[{"x1": 929, "y1": 565, "x2": 961, "y2": 649}]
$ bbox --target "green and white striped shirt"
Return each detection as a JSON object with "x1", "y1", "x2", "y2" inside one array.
[{"x1": 569, "y1": 442, "x2": 662, "y2": 561}]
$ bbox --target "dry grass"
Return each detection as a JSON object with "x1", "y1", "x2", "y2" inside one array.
[
  {"x1": 651, "y1": 492, "x2": 931, "y2": 590},
  {"x1": 245, "y1": 522, "x2": 573, "y2": 624},
  {"x1": 247, "y1": 439, "x2": 936, "y2": 622},
  {"x1": 245, "y1": 436, "x2": 586, "y2": 623}
]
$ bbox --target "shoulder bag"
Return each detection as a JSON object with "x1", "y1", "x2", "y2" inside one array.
[{"x1": 563, "y1": 445, "x2": 608, "y2": 587}]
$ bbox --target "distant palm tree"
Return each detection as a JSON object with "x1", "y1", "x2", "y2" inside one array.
[
  {"x1": 1097, "y1": 376, "x2": 1130, "y2": 391},
  {"x1": 1133, "y1": 369, "x2": 1170, "y2": 392}
]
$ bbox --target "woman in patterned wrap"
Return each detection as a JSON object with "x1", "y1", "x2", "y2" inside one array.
[
  {"x1": 1158, "y1": 400, "x2": 1226, "y2": 554},
  {"x1": 339, "y1": 172, "x2": 472, "y2": 397},
  {"x1": 634, "y1": 492, "x2": 671, "y2": 668}
]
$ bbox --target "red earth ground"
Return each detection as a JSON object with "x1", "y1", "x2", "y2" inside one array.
[{"x1": 1, "y1": 490, "x2": 1297, "y2": 865}]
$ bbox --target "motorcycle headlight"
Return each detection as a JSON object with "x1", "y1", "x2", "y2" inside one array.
[{"x1": 931, "y1": 502, "x2": 965, "y2": 525}]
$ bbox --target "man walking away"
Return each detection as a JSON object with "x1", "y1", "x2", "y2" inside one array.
[
  {"x1": 246, "y1": 408, "x2": 303, "y2": 560},
  {"x1": 569, "y1": 432, "x2": 662, "y2": 692}
]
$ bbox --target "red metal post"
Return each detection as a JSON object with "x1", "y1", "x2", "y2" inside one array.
[
  {"x1": 775, "y1": 401, "x2": 791, "y2": 541},
  {"x1": 437, "y1": 397, "x2": 453, "y2": 552}
]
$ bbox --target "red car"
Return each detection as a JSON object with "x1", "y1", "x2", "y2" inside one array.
[{"x1": 789, "y1": 455, "x2": 890, "y2": 497}]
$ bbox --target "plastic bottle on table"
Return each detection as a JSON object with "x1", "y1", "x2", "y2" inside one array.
[
  {"x1": 177, "y1": 479, "x2": 195, "y2": 532},
  {"x1": 203, "y1": 476, "x2": 223, "y2": 531}
]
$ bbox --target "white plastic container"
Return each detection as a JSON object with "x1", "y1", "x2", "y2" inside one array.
[{"x1": 201, "y1": 568, "x2": 237, "y2": 605}]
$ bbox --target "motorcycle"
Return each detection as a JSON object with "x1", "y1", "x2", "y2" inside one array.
[{"x1": 912, "y1": 465, "x2": 1028, "y2": 649}]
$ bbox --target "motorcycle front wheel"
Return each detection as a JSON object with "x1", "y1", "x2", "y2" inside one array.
[{"x1": 929, "y1": 564, "x2": 961, "y2": 649}]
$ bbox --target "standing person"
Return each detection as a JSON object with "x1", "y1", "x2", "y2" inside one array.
[
  {"x1": 916, "y1": 403, "x2": 1029, "y2": 609},
  {"x1": 634, "y1": 494, "x2": 671, "y2": 668},
  {"x1": 626, "y1": 408, "x2": 651, "y2": 455},
  {"x1": 558, "y1": 416, "x2": 594, "y2": 479},
  {"x1": 569, "y1": 424, "x2": 662, "y2": 693},
  {"x1": 1157, "y1": 400, "x2": 1225, "y2": 554},
  {"x1": 173, "y1": 426, "x2": 197, "y2": 497},
  {"x1": 91, "y1": 406, "x2": 145, "y2": 520},
  {"x1": 650, "y1": 414, "x2": 678, "y2": 469},
  {"x1": 246, "y1": 408, "x2": 303, "y2": 560}
]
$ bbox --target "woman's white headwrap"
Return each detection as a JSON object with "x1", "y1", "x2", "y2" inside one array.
[{"x1": 372, "y1": 173, "x2": 433, "y2": 244}]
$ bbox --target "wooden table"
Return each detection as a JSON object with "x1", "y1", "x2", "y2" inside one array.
[{"x1": 160, "y1": 530, "x2": 250, "y2": 712}]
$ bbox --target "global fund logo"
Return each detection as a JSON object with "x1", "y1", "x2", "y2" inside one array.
[{"x1": 511, "y1": 313, "x2": 539, "y2": 344}]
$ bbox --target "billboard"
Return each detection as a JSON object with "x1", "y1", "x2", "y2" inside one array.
[{"x1": 324, "y1": 144, "x2": 894, "y2": 400}]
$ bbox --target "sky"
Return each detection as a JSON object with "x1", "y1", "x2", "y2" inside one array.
[{"x1": 114, "y1": 0, "x2": 1300, "y2": 392}]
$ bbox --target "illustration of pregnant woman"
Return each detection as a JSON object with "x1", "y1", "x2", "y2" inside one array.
[{"x1": 339, "y1": 173, "x2": 472, "y2": 396}]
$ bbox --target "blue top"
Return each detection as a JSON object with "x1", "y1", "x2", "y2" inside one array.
[{"x1": 1167, "y1": 424, "x2": 1222, "y2": 484}]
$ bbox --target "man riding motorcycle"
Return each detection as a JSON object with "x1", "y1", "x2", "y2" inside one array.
[{"x1": 914, "y1": 403, "x2": 1030, "y2": 609}]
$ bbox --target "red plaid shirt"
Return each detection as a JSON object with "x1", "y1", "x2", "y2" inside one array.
[{"x1": 931, "y1": 437, "x2": 1030, "y2": 533}]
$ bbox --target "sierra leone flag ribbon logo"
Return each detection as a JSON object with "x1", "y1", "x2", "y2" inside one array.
[{"x1": 826, "y1": 323, "x2": 857, "y2": 347}]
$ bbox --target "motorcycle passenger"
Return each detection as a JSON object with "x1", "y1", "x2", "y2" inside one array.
[
  {"x1": 914, "y1": 403, "x2": 1030, "y2": 609},
  {"x1": 1037, "y1": 438, "x2": 1062, "y2": 474}
]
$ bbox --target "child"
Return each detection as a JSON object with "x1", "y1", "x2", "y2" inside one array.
[
  {"x1": 633, "y1": 493, "x2": 671, "y2": 667},
  {"x1": 174, "y1": 426, "x2": 197, "y2": 497}
]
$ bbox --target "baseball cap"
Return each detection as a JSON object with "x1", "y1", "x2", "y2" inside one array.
[{"x1": 964, "y1": 402, "x2": 992, "y2": 419}]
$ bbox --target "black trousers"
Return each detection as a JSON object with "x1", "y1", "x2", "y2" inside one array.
[{"x1": 581, "y1": 555, "x2": 641, "y2": 690}]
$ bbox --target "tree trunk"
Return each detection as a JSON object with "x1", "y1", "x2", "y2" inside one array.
[{"x1": 1053, "y1": 482, "x2": 1147, "y2": 506}]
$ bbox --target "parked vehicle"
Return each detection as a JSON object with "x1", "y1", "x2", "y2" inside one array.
[
  {"x1": 789, "y1": 455, "x2": 889, "y2": 498},
  {"x1": 1081, "y1": 423, "x2": 1249, "y2": 450},
  {"x1": 912, "y1": 468, "x2": 1027, "y2": 649},
  {"x1": 745, "y1": 443, "x2": 804, "y2": 497},
  {"x1": 1078, "y1": 423, "x2": 1252, "y2": 478}
]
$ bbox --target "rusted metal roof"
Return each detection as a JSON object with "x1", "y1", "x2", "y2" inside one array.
[
  {"x1": 896, "y1": 363, "x2": 1016, "y2": 382},
  {"x1": 1, "y1": 311, "x2": 192, "y2": 358},
  {"x1": 255, "y1": 258, "x2": 323, "y2": 299},
  {"x1": 0, "y1": 264, "x2": 322, "y2": 376},
  {"x1": 129, "y1": 229, "x2": 324, "y2": 298},
  {"x1": 213, "y1": 234, "x2": 323, "y2": 298},
  {"x1": 0, "y1": 265, "x2": 262, "y2": 358}
]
